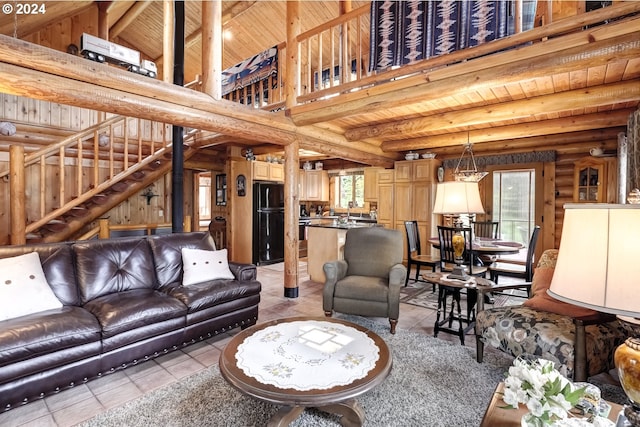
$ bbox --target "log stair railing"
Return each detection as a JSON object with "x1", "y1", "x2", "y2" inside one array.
[{"x1": 6, "y1": 115, "x2": 198, "y2": 244}]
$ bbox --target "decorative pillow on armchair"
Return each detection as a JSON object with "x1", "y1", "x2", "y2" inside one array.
[
  {"x1": 523, "y1": 250, "x2": 597, "y2": 317},
  {"x1": 0, "y1": 252, "x2": 63, "y2": 321},
  {"x1": 181, "y1": 248, "x2": 234, "y2": 286}
]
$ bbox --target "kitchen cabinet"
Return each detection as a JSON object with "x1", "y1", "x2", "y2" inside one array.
[
  {"x1": 307, "y1": 226, "x2": 349, "y2": 282},
  {"x1": 364, "y1": 167, "x2": 383, "y2": 201},
  {"x1": 377, "y1": 182, "x2": 394, "y2": 230},
  {"x1": 253, "y1": 161, "x2": 284, "y2": 182},
  {"x1": 573, "y1": 157, "x2": 617, "y2": 203},
  {"x1": 393, "y1": 159, "x2": 440, "y2": 260},
  {"x1": 301, "y1": 169, "x2": 329, "y2": 201}
]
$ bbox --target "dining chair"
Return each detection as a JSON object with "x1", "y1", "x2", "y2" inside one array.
[
  {"x1": 488, "y1": 225, "x2": 541, "y2": 285},
  {"x1": 471, "y1": 220, "x2": 500, "y2": 266},
  {"x1": 404, "y1": 220, "x2": 439, "y2": 287},
  {"x1": 471, "y1": 221, "x2": 499, "y2": 239},
  {"x1": 437, "y1": 226, "x2": 488, "y2": 277}
]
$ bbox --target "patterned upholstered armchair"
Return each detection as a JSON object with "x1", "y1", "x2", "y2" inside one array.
[
  {"x1": 475, "y1": 249, "x2": 626, "y2": 381},
  {"x1": 323, "y1": 227, "x2": 406, "y2": 334}
]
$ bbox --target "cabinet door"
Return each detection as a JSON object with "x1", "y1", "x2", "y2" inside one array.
[
  {"x1": 574, "y1": 158, "x2": 605, "y2": 202},
  {"x1": 378, "y1": 169, "x2": 395, "y2": 184},
  {"x1": 305, "y1": 170, "x2": 329, "y2": 201},
  {"x1": 299, "y1": 170, "x2": 307, "y2": 201},
  {"x1": 270, "y1": 163, "x2": 284, "y2": 181},
  {"x1": 364, "y1": 168, "x2": 380, "y2": 201},
  {"x1": 414, "y1": 160, "x2": 436, "y2": 181},
  {"x1": 394, "y1": 183, "x2": 413, "y2": 222},
  {"x1": 377, "y1": 184, "x2": 394, "y2": 223},
  {"x1": 253, "y1": 162, "x2": 270, "y2": 180},
  {"x1": 394, "y1": 161, "x2": 412, "y2": 182},
  {"x1": 412, "y1": 182, "x2": 432, "y2": 222}
]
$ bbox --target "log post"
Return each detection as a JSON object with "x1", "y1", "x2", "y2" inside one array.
[
  {"x1": 162, "y1": 0, "x2": 174, "y2": 83},
  {"x1": 201, "y1": 0, "x2": 222, "y2": 99},
  {"x1": 98, "y1": 218, "x2": 110, "y2": 239},
  {"x1": 283, "y1": 0, "x2": 300, "y2": 298},
  {"x1": 9, "y1": 145, "x2": 26, "y2": 245}
]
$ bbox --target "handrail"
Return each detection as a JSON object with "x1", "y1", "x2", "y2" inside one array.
[{"x1": 295, "y1": 1, "x2": 640, "y2": 104}]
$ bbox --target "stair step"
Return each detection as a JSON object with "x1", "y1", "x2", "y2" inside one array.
[
  {"x1": 43, "y1": 221, "x2": 67, "y2": 232},
  {"x1": 128, "y1": 171, "x2": 146, "y2": 182},
  {"x1": 68, "y1": 207, "x2": 90, "y2": 217},
  {"x1": 147, "y1": 160, "x2": 163, "y2": 170},
  {"x1": 92, "y1": 194, "x2": 109, "y2": 205},
  {"x1": 110, "y1": 182, "x2": 129, "y2": 193}
]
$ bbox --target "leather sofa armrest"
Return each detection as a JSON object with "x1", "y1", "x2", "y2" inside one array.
[{"x1": 228, "y1": 262, "x2": 257, "y2": 281}]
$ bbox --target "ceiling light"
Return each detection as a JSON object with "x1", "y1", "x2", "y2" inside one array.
[{"x1": 453, "y1": 135, "x2": 487, "y2": 182}]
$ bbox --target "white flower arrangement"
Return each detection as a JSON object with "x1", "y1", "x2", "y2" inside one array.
[{"x1": 503, "y1": 357, "x2": 586, "y2": 425}]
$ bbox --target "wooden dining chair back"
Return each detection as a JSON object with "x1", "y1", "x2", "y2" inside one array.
[
  {"x1": 437, "y1": 226, "x2": 487, "y2": 277},
  {"x1": 471, "y1": 221, "x2": 499, "y2": 239},
  {"x1": 489, "y1": 225, "x2": 541, "y2": 285},
  {"x1": 404, "y1": 220, "x2": 439, "y2": 287}
]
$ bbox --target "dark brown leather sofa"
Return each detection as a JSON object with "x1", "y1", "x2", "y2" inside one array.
[{"x1": 0, "y1": 232, "x2": 261, "y2": 411}]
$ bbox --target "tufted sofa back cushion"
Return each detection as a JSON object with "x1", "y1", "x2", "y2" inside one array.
[
  {"x1": 73, "y1": 237, "x2": 158, "y2": 304},
  {"x1": 148, "y1": 232, "x2": 216, "y2": 290},
  {"x1": 0, "y1": 242, "x2": 79, "y2": 306}
]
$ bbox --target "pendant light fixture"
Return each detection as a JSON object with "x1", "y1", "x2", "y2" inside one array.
[{"x1": 453, "y1": 133, "x2": 488, "y2": 182}]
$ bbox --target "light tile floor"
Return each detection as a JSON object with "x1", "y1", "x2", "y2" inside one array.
[{"x1": 0, "y1": 261, "x2": 507, "y2": 427}]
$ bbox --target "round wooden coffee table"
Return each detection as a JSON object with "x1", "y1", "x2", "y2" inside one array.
[{"x1": 219, "y1": 316, "x2": 392, "y2": 427}]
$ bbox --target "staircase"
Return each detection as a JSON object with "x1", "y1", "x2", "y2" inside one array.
[{"x1": 3, "y1": 115, "x2": 197, "y2": 244}]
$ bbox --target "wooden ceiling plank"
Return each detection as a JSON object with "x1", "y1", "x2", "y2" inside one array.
[
  {"x1": 0, "y1": 1, "x2": 94, "y2": 38},
  {"x1": 380, "y1": 109, "x2": 634, "y2": 152},
  {"x1": 346, "y1": 80, "x2": 640, "y2": 141}
]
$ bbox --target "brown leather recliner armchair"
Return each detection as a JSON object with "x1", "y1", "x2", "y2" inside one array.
[{"x1": 322, "y1": 226, "x2": 406, "y2": 334}]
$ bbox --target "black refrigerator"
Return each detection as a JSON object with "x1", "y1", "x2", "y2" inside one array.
[{"x1": 253, "y1": 181, "x2": 285, "y2": 265}]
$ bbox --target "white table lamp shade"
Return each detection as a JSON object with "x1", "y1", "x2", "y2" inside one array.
[
  {"x1": 548, "y1": 204, "x2": 640, "y2": 318},
  {"x1": 432, "y1": 181, "x2": 485, "y2": 215}
]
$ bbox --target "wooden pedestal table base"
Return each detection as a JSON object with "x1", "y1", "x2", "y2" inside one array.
[{"x1": 219, "y1": 317, "x2": 392, "y2": 427}]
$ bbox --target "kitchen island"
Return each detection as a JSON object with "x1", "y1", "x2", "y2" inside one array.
[{"x1": 307, "y1": 222, "x2": 382, "y2": 282}]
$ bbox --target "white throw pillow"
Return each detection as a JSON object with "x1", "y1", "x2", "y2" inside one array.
[
  {"x1": 0, "y1": 252, "x2": 63, "y2": 321},
  {"x1": 181, "y1": 248, "x2": 234, "y2": 286}
]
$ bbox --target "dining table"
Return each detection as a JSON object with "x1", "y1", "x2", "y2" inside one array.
[{"x1": 428, "y1": 236, "x2": 524, "y2": 256}]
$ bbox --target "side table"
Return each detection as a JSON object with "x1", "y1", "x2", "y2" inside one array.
[
  {"x1": 422, "y1": 272, "x2": 496, "y2": 345},
  {"x1": 480, "y1": 382, "x2": 624, "y2": 426}
]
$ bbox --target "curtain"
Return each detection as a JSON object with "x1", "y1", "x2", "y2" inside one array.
[
  {"x1": 627, "y1": 109, "x2": 640, "y2": 193},
  {"x1": 369, "y1": 0, "x2": 537, "y2": 72}
]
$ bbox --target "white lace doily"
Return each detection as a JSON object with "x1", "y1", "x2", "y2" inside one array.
[{"x1": 235, "y1": 320, "x2": 380, "y2": 391}]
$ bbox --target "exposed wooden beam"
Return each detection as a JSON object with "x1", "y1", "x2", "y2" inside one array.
[
  {"x1": 347, "y1": 81, "x2": 640, "y2": 141},
  {"x1": 381, "y1": 110, "x2": 635, "y2": 152},
  {"x1": 433, "y1": 128, "x2": 624, "y2": 156},
  {"x1": 109, "y1": 1, "x2": 152, "y2": 39},
  {"x1": 0, "y1": 36, "x2": 395, "y2": 168},
  {"x1": 289, "y1": 17, "x2": 640, "y2": 125}
]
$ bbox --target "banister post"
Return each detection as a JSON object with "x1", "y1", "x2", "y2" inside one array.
[
  {"x1": 98, "y1": 218, "x2": 110, "y2": 239},
  {"x1": 9, "y1": 145, "x2": 26, "y2": 245}
]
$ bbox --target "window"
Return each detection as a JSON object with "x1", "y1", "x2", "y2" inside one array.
[
  {"x1": 198, "y1": 174, "x2": 211, "y2": 220},
  {"x1": 492, "y1": 169, "x2": 535, "y2": 245},
  {"x1": 335, "y1": 172, "x2": 364, "y2": 208}
]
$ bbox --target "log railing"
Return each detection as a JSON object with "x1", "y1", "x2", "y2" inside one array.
[
  {"x1": 78, "y1": 216, "x2": 192, "y2": 241},
  {"x1": 6, "y1": 114, "x2": 177, "y2": 239},
  {"x1": 218, "y1": 2, "x2": 640, "y2": 110}
]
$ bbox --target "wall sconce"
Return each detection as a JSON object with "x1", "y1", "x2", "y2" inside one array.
[{"x1": 141, "y1": 187, "x2": 159, "y2": 205}]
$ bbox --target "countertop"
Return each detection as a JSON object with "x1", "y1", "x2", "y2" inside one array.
[
  {"x1": 301, "y1": 215, "x2": 378, "y2": 224},
  {"x1": 307, "y1": 222, "x2": 381, "y2": 229}
]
